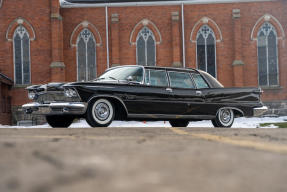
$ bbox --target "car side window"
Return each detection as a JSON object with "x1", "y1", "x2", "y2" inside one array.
[
  {"x1": 192, "y1": 73, "x2": 209, "y2": 89},
  {"x1": 145, "y1": 69, "x2": 168, "y2": 87},
  {"x1": 168, "y1": 71, "x2": 195, "y2": 89}
]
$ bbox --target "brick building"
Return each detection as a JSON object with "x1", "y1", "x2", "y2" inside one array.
[
  {"x1": 0, "y1": 0, "x2": 286, "y2": 124},
  {"x1": 0, "y1": 72, "x2": 12, "y2": 125}
]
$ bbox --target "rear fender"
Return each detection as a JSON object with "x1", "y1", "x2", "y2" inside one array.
[{"x1": 216, "y1": 107, "x2": 244, "y2": 118}]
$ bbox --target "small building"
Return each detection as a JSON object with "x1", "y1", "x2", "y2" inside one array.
[{"x1": 0, "y1": 72, "x2": 12, "y2": 125}]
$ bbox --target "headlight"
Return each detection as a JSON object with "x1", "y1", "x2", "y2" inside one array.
[
  {"x1": 28, "y1": 91, "x2": 36, "y2": 100},
  {"x1": 64, "y1": 88, "x2": 78, "y2": 98}
]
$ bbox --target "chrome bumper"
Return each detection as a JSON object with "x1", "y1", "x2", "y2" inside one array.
[
  {"x1": 22, "y1": 102, "x2": 87, "y2": 115},
  {"x1": 253, "y1": 106, "x2": 268, "y2": 117}
]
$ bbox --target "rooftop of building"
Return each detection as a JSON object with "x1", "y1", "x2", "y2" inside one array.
[
  {"x1": 0, "y1": 72, "x2": 13, "y2": 85},
  {"x1": 61, "y1": 0, "x2": 276, "y2": 7}
]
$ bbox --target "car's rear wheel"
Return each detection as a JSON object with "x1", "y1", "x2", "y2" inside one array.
[
  {"x1": 169, "y1": 120, "x2": 189, "y2": 127},
  {"x1": 212, "y1": 108, "x2": 234, "y2": 128},
  {"x1": 46, "y1": 115, "x2": 75, "y2": 128},
  {"x1": 86, "y1": 98, "x2": 115, "y2": 127}
]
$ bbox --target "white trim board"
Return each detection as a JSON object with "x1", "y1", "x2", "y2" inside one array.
[{"x1": 61, "y1": 0, "x2": 277, "y2": 8}]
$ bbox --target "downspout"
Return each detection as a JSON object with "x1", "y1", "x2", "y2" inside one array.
[
  {"x1": 181, "y1": 3, "x2": 186, "y2": 68},
  {"x1": 105, "y1": 5, "x2": 110, "y2": 68}
]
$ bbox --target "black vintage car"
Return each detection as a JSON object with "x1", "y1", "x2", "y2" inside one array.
[{"x1": 22, "y1": 65, "x2": 267, "y2": 128}]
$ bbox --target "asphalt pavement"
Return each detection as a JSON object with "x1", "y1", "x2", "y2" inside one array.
[{"x1": 0, "y1": 127, "x2": 287, "y2": 192}]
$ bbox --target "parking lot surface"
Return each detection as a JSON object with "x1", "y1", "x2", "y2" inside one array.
[{"x1": 0, "y1": 127, "x2": 287, "y2": 192}]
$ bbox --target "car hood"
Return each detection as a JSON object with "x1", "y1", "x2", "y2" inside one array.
[{"x1": 26, "y1": 80, "x2": 130, "y2": 92}]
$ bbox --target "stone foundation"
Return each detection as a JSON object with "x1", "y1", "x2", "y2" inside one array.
[
  {"x1": 263, "y1": 101, "x2": 287, "y2": 116},
  {"x1": 12, "y1": 106, "x2": 46, "y2": 125}
]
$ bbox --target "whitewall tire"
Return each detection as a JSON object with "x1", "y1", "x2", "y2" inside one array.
[
  {"x1": 86, "y1": 99, "x2": 115, "y2": 127},
  {"x1": 212, "y1": 108, "x2": 234, "y2": 128}
]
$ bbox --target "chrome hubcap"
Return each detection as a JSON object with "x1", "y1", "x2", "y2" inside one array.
[
  {"x1": 95, "y1": 102, "x2": 110, "y2": 121},
  {"x1": 220, "y1": 109, "x2": 232, "y2": 123}
]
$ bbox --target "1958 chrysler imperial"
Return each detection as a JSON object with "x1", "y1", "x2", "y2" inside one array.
[{"x1": 22, "y1": 65, "x2": 268, "y2": 128}]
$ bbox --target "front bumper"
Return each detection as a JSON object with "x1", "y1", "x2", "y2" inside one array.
[
  {"x1": 253, "y1": 106, "x2": 268, "y2": 117},
  {"x1": 22, "y1": 102, "x2": 87, "y2": 115}
]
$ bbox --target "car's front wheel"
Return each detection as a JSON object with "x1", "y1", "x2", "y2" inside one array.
[
  {"x1": 86, "y1": 98, "x2": 115, "y2": 127},
  {"x1": 212, "y1": 108, "x2": 234, "y2": 128},
  {"x1": 169, "y1": 120, "x2": 189, "y2": 127},
  {"x1": 46, "y1": 115, "x2": 75, "y2": 128}
]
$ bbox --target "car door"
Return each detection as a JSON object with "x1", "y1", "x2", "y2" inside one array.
[
  {"x1": 124, "y1": 69, "x2": 172, "y2": 115},
  {"x1": 167, "y1": 71, "x2": 205, "y2": 115},
  {"x1": 190, "y1": 72, "x2": 217, "y2": 116}
]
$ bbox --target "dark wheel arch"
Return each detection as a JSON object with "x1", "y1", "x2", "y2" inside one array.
[{"x1": 87, "y1": 95, "x2": 128, "y2": 120}]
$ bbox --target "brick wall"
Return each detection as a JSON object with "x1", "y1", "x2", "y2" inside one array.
[
  {"x1": 0, "y1": 0, "x2": 52, "y2": 107},
  {"x1": 61, "y1": 1, "x2": 287, "y2": 102}
]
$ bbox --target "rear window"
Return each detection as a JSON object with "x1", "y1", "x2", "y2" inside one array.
[
  {"x1": 192, "y1": 73, "x2": 209, "y2": 89},
  {"x1": 199, "y1": 71, "x2": 224, "y2": 88}
]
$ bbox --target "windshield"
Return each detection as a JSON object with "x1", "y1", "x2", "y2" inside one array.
[{"x1": 97, "y1": 66, "x2": 144, "y2": 83}]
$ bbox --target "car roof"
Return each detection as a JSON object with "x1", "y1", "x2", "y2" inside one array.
[{"x1": 109, "y1": 65, "x2": 198, "y2": 73}]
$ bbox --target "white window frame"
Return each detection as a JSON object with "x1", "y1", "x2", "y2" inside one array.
[
  {"x1": 13, "y1": 25, "x2": 31, "y2": 85},
  {"x1": 136, "y1": 26, "x2": 156, "y2": 66},
  {"x1": 257, "y1": 22, "x2": 279, "y2": 87},
  {"x1": 76, "y1": 28, "x2": 97, "y2": 82},
  {"x1": 196, "y1": 25, "x2": 217, "y2": 78}
]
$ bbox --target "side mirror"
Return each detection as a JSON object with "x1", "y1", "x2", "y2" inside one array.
[{"x1": 127, "y1": 76, "x2": 133, "y2": 81}]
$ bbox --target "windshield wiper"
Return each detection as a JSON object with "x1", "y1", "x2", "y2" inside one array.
[
  {"x1": 94, "y1": 77, "x2": 105, "y2": 81},
  {"x1": 108, "y1": 76, "x2": 117, "y2": 80}
]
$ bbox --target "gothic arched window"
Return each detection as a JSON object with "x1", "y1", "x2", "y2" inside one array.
[
  {"x1": 77, "y1": 28, "x2": 97, "y2": 82},
  {"x1": 136, "y1": 27, "x2": 156, "y2": 66},
  {"x1": 196, "y1": 25, "x2": 216, "y2": 78},
  {"x1": 257, "y1": 22, "x2": 279, "y2": 86},
  {"x1": 13, "y1": 25, "x2": 31, "y2": 85}
]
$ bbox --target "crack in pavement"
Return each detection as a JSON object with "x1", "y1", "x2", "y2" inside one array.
[
  {"x1": 31, "y1": 169, "x2": 97, "y2": 192},
  {"x1": 168, "y1": 127, "x2": 287, "y2": 154},
  {"x1": 32, "y1": 151, "x2": 64, "y2": 169}
]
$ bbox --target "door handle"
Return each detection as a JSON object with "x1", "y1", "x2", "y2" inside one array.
[
  {"x1": 166, "y1": 88, "x2": 173, "y2": 92},
  {"x1": 196, "y1": 91, "x2": 202, "y2": 96}
]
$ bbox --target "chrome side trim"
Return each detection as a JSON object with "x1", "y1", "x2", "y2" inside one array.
[
  {"x1": 87, "y1": 95, "x2": 129, "y2": 115},
  {"x1": 128, "y1": 114, "x2": 215, "y2": 120},
  {"x1": 253, "y1": 106, "x2": 268, "y2": 117}
]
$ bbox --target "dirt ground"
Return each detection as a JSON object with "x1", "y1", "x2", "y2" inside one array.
[{"x1": 0, "y1": 127, "x2": 287, "y2": 192}]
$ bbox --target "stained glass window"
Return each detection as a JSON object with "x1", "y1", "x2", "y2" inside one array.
[
  {"x1": 77, "y1": 28, "x2": 96, "y2": 82},
  {"x1": 196, "y1": 25, "x2": 216, "y2": 78},
  {"x1": 13, "y1": 25, "x2": 30, "y2": 84},
  {"x1": 257, "y1": 22, "x2": 279, "y2": 86},
  {"x1": 136, "y1": 27, "x2": 156, "y2": 66}
]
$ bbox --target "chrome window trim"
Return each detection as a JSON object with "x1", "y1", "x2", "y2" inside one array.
[{"x1": 13, "y1": 25, "x2": 31, "y2": 85}]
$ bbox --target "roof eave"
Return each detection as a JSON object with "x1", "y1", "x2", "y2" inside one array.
[{"x1": 61, "y1": 0, "x2": 277, "y2": 8}]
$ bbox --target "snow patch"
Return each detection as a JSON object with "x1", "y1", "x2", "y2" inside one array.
[{"x1": 1, "y1": 116, "x2": 287, "y2": 128}]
